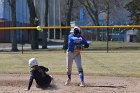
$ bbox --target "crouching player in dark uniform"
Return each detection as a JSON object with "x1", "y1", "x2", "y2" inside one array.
[{"x1": 24, "y1": 58, "x2": 53, "y2": 91}]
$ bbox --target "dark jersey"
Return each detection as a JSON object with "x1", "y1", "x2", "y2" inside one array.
[{"x1": 27, "y1": 66, "x2": 52, "y2": 90}]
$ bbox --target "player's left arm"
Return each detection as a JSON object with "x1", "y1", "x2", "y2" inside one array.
[
  {"x1": 41, "y1": 66, "x2": 49, "y2": 72},
  {"x1": 80, "y1": 36, "x2": 89, "y2": 48}
]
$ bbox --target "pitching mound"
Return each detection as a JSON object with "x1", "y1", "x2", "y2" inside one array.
[{"x1": 0, "y1": 74, "x2": 140, "y2": 93}]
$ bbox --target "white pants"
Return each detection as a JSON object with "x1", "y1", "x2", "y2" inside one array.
[{"x1": 66, "y1": 51, "x2": 83, "y2": 75}]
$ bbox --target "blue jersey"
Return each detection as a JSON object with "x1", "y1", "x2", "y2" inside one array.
[{"x1": 67, "y1": 33, "x2": 89, "y2": 52}]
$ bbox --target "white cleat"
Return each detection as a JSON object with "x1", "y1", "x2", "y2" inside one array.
[
  {"x1": 65, "y1": 79, "x2": 71, "y2": 85},
  {"x1": 80, "y1": 81, "x2": 85, "y2": 87}
]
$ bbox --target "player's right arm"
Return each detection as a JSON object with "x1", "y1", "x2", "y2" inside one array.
[
  {"x1": 28, "y1": 74, "x2": 34, "y2": 90},
  {"x1": 24, "y1": 71, "x2": 34, "y2": 91}
]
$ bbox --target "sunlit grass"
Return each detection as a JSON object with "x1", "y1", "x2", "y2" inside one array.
[
  {"x1": 0, "y1": 50, "x2": 140, "y2": 77},
  {"x1": 88, "y1": 41, "x2": 140, "y2": 50}
]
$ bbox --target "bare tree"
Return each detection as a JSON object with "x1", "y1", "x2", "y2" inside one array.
[
  {"x1": 77, "y1": 0, "x2": 122, "y2": 40},
  {"x1": 77, "y1": 0, "x2": 100, "y2": 40},
  {"x1": 125, "y1": 0, "x2": 140, "y2": 42},
  {"x1": 63, "y1": 0, "x2": 74, "y2": 50},
  {"x1": 27, "y1": 0, "x2": 39, "y2": 49},
  {"x1": 7, "y1": 0, "x2": 18, "y2": 51},
  {"x1": 66, "y1": 0, "x2": 74, "y2": 26},
  {"x1": 42, "y1": 0, "x2": 48, "y2": 49},
  {"x1": 80, "y1": 0, "x2": 100, "y2": 25}
]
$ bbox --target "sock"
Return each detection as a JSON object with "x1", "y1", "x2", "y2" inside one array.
[
  {"x1": 79, "y1": 72, "x2": 84, "y2": 82},
  {"x1": 68, "y1": 74, "x2": 71, "y2": 80}
]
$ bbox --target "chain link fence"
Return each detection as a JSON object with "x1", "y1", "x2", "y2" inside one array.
[{"x1": 0, "y1": 26, "x2": 140, "y2": 53}]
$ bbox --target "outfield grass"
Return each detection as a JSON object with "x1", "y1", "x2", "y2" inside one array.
[
  {"x1": 0, "y1": 50, "x2": 140, "y2": 77},
  {"x1": 88, "y1": 41, "x2": 140, "y2": 50}
]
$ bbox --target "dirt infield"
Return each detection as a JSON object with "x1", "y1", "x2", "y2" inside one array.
[{"x1": 0, "y1": 74, "x2": 140, "y2": 93}]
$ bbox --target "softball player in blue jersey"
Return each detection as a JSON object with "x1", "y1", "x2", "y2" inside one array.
[{"x1": 65, "y1": 26, "x2": 89, "y2": 87}]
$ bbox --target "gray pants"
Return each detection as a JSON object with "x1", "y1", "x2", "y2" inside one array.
[{"x1": 66, "y1": 51, "x2": 83, "y2": 75}]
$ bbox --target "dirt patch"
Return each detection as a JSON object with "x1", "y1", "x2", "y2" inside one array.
[{"x1": 0, "y1": 74, "x2": 140, "y2": 93}]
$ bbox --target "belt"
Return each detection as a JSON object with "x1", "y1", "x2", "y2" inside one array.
[{"x1": 67, "y1": 49, "x2": 74, "y2": 52}]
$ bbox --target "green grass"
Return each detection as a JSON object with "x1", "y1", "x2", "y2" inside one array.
[
  {"x1": 88, "y1": 41, "x2": 140, "y2": 50},
  {"x1": 0, "y1": 50, "x2": 140, "y2": 77}
]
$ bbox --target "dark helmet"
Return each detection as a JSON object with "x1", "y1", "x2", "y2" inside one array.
[{"x1": 74, "y1": 26, "x2": 81, "y2": 35}]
